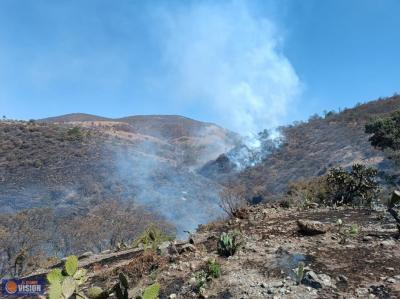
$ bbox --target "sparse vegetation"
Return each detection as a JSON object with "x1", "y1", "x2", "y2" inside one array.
[
  {"x1": 217, "y1": 231, "x2": 242, "y2": 257},
  {"x1": 219, "y1": 185, "x2": 248, "y2": 218},
  {"x1": 285, "y1": 176, "x2": 329, "y2": 208},
  {"x1": 293, "y1": 261, "x2": 305, "y2": 285},
  {"x1": 326, "y1": 164, "x2": 380, "y2": 207},
  {"x1": 133, "y1": 224, "x2": 174, "y2": 250},
  {"x1": 207, "y1": 259, "x2": 221, "y2": 279}
]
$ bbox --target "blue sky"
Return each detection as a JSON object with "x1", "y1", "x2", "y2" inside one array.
[{"x1": 0, "y1": 0, "x2": 399, "y2": 135}]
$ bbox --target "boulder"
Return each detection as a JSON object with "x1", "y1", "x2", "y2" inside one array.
[
  {"x1": 297, "y1": 220, "x2": 328, "y2": 235},
  {"x1": 302, "y1": 271, "x2": 333, "y2": 289},
  {"x1": 157, "y1": 241, "x2": 171, "y2": 256}
]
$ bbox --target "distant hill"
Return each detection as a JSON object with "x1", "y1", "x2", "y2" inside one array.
[
  {"x1": 200, "y1": 95, "x2": 400, "y2": 200},
  {"x1": 40, "y1": 113, "x2": 110, "y2": 123},
  {"x1": 0, "y1": 114, "x2": 239, "y2": 234}
]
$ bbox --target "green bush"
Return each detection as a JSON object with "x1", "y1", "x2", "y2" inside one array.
[
  {"x1": 285, "y1": 176, "x2": 329, "y2": 208},
  {"x1": 66, "y1": 127, "x2": 83, "y2": 140},
  {"x1": 133, "y1": 224, "x2": 174, "y2": 250},
  {"x1": 326, "y1": 164, "x2": 379, "y2": 207},
  {"x1": 207, "y1": 259, "x2": 221, "y2": 279},
  {"x1": 365, "y1": 110, "x2": 400, "y2": 163},
  {"x1": 217, "y1": 231, "x2": 242, "y2": 257}
]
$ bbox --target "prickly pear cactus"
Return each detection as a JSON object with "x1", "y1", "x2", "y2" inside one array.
[
  {"x1": 87, "y1": 286, "x2": 105, "y2": 299},
  {"x1": 46, "y1": 255, "x2": 88, "y2": 299},
  {"x1": 142, "y1": 283, "x2": 160, "y2": 299}
]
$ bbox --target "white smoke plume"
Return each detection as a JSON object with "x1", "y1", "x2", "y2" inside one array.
[{"x1": 157, "y1": 0, "x2": 301, "y2": 139}]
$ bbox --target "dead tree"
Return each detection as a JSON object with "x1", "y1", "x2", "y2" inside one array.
[{"x1": 219, "y1": 185, "x2": 248, "y2": 218}]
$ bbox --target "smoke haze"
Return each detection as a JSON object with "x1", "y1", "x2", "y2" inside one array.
[{"x1": 156, "y1": 0, "x2": 301, "y2": 137}]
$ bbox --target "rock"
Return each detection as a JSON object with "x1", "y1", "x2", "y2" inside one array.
[
  {"x1": 302, "y1": 271, "x2": 332, "y2": 289},
  {"x1": 302, "y1": 271, "x2": 323, "y2": 289},
  {"x1": 386, "y1": 267, "x2": 395, "y2": 271},
  {"x1": 386, "y1": 277, "x2": 396, "y2": 283},
  {"x1": 169, "y1": 294, "x2": 177, "y2": 299},
  {"x1": 169, "y1": 245, "x2": 179, "y2": 257},
  {"x1": 363, "y1": 236, "x2": 373, "y2": 242},
  {"x1": 79, "y1": 251, "x2": 93, "y2": 258},
  {"x1": 101, "y1": 249, "x2": 111, "y2": 254},
  {"x1": 297, "y1": 220, "x2": 328, "y2": 235},
  {"x1": 157, "y1": 241, "x2": 171, "y2": 256},
  {"x1": 338, "y1": 275, "x2": 348, "y2": 283},
  {"x1": 178, "y1": 243, "x2": 196, "y2": 254},
  {"x1": 318, "y1": 274, "x2": 333, "y2": 288},
  {"x1": 189, "y1": 277, "x2": 196, "y2": 286},
  {"x1": 380, "y1": 239, "x2": 396, "y2": 247},
  {"x1": 308, "y1": 202, "x2": 319, "y2": 209}
]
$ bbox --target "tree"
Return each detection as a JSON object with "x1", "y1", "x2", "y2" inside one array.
[
  {"x1": 0, "y1": 208, "x2": 54, "y2": 276},
  {"x1": 326, "y1": 164, "x2": 380, "y2": 207},
  {"x1": 219, "y1": 185, "x2": 248, "y2": 218},
  {"x1": 365, "y1": 110, "x2": 400, "y2": 150},
  {"x1": 365, "y1": 110, "x2": 400, "y2": 158}
]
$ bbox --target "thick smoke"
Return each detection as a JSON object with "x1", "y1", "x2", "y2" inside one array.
[{"x1": 157, "y1": 0, "x2": 301, "y2": 139}]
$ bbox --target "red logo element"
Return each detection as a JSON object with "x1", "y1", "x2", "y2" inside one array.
[{"x1": 5, "y1": 280, "x2": 17, "y2": 294}]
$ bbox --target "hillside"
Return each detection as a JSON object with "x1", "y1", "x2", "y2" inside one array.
[
  {"x1": 201, "y1": 95, "x2": 400, "y2": 200},
  {"x1": 23, "y1": 204, "x2": 400, "y2": 298},
  {"x1": 0, "y1": 115, "x2": 238, "y2": 235}
]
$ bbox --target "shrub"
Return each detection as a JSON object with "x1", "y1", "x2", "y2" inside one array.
[
  {"x1": 326, "y1": 164, "x2": 380, "y2": 207},
  {"x1": 285, "y1": 176, "x2": 329, "y2": 208},
  {"x1": 219, "y1": 185, "x2": 248, "y2": 218},
  {"x1": 217, "y1": 231, "x2": 242, "y2": 257},
  {"x1": 365, "y1": 110, "x2": 400, "y2": 163},
  {"x1": 207, "y1": 259, "x2": 221, "y2": 279},
  {"x1": 339, "y1": 223, "x2": 359, "y2": 245},
  {"x1": 365, "y1": 110, "x2": 400, "y2": 150},
  {"x1": 133, "y1": 224, "x2": 174, "y2": 250},
  {"x1": 66, "y1": 127, "x2": 83, "y2": 140},
  {"x1": 293, "y1": 261, "x2": 305, "y2": 284}
]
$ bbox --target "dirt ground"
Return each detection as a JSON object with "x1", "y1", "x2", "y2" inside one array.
[
  {"x1": 149, "y1": 205, "x2": 400, "y2": 298},
  {"x1": 21, "y1": 205, "x2": 400, "y2": 299}
]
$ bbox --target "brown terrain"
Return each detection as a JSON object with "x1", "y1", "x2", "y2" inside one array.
[
  {"x1": 0, "y1": 115, "x2": 238, "y2": 233},
  {"x1": 202, "y1": 96, "x2": 400, "y2": 199},
  {"x1": 2, "y1": 96, "x2": 400, "y2": 298},
  {"x1": 23, "y1": 204, "x2": 400, "y2": 298}
]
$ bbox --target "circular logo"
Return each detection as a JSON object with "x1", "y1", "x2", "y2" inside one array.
[{"x1": 5, "y1": 280, "x2": 18, "y2": 294}]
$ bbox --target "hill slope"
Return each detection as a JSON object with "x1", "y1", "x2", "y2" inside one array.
[
  {"x1": 201, "y1": 95, "x2": 400, "y2": 199},
  {"x1": 0, "y1": 115, "x2": 238, "y2": 234}
]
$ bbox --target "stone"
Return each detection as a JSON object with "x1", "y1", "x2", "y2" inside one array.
[
  {"x1": 363, "y1": 236, "x2": 373, "y2": 242},
  {"x1": 386, "y1": 277, "x2": 396, "y2": 283},
  {"x1": 309, "y1": 202, "x2": 319, "y2": 208},
  {"x1": 297, "y1": 220, "x2": 328, "y2": 235},
  {"x1": 302, "y1": 271, "x2": 323, "y2": 289},
  {"x1": 157, "y1": 241, "x2": 171, "y2": 256},
  {"x1": 169, "y1": 294, "x2": 177, "y2": 299},
  {"x1": 380, "y1": 239, "x2": 396, "y2": 247},
  {"x1": 79, "y1": 251, "x2": 93, "y2": 258},
  {"x1": 178, "y1": 243, "x2": 196, "y2": 254},
  {"x1": 302, "y1": 271, "x2": 333, "y2": 289},
  {"x1": 338, "y1": 275, "x2": 348, "y2": 283}
]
